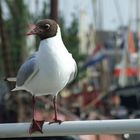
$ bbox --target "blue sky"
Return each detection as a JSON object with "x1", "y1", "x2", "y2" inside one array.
[
  {"x1": 58, "y1": 0, "x2": 136, "y2": 30},
  {"x1": 4, "y1": 0, "x2": 138, "y2": 31},
  {"x1": 59, "y1": 0, "x2": 136, "y2": 30}
]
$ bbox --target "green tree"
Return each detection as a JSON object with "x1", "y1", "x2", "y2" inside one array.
[
  {"x1": 5, "y1": 0, "x2": 29, "y2": 74},
  {"x1": 59, "y1": 15, "x2": 85, "y2": 83},
  {"x1": 60, "y1": 15, "x2": 80, "y2": 62}
]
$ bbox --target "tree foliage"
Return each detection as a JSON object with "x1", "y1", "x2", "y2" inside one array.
[
  {"x1": 1, "y1": 0, "x2": 81, "y2": 79},
  {"x1": 60, "y1": 15, "x2": 80, "y2": 63},
  {"x1": 5, "y1": 0, "x2": 29, "y2": 74}
]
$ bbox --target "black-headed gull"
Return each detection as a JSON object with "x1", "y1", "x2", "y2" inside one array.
[{"x1": 12, "y1": 19, "x2": 77, "y2": 134}]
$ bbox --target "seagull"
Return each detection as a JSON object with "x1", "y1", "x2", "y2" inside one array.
[{"x1": 12, "y1": 19, "x2": 77, "y2": 134}]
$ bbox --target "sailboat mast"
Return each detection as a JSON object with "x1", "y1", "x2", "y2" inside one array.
[{"x1": 136, "y1": 0, "x2": 140, "y2": 81}]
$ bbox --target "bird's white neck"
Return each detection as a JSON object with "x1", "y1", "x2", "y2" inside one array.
[{"x1": 39, "y1": 25, "x2": 67, "y2": 53}]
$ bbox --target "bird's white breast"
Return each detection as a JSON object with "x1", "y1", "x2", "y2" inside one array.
[{"x1": 27, "y1": 35, "x2": 74, "y2": 96}]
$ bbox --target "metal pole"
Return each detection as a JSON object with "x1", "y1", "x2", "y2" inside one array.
[
  {"x1": 0, "y1": 119, "x2": 140, "y2": 138},
  {"x1": 50, "y1": 0, "x2": 58, "y2": 22}
]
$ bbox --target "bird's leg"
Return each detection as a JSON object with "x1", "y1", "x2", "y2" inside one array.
[
  {"x1": 49, "y1": 95, "x2": 62, "y2": 124},
  {"x1": 29, "y1": 96, "x2": 45, "y2": 134}
]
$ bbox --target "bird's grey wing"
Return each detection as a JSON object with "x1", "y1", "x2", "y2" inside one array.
[
  {"x1": 16, "y1": 53, "x2": 39, "y2": 86},
  {"x1": 26, "y1": 52, "x2": 37, "y2": 60},
  {"x1": 68, "y1": 61, "x2": 77, "y2": 84}
]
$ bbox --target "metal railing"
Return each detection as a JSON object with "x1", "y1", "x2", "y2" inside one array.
[{"x1": 0, "y1": 119, "x2": 140, "y2": 138}]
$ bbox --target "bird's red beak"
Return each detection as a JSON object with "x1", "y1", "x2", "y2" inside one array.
[{"x1": 26, "y1": 24, "x2": 38, "y2": 36}]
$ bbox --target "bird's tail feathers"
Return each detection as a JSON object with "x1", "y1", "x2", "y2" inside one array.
[{"x1": 5, "y1": 77, "x2": 16, "y2": 82}]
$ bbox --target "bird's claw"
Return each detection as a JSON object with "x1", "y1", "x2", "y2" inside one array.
[
  {"x1": 49, "y1": 118, "x2": 62, "y2": 125},
  {"x1": 29, "y1": 119, "x2": 45, "y2": 134}
]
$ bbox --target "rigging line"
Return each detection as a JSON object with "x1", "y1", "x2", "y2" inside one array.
[{"x1": 113, "y1": 0, "x2": 124, "y2": 26}]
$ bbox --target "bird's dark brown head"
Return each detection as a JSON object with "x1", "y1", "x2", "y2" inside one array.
[{"x1": 27, "y1": 19, "x2": 58, "y2": 40}]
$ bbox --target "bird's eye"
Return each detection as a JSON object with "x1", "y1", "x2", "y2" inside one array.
[{"x1": 44, "y1": 24, "x2": 50, "y2": 29}]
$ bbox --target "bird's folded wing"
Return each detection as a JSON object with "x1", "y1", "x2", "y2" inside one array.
[{"x1": 16, "y1": 52, "x2": 39, "y2": 86}]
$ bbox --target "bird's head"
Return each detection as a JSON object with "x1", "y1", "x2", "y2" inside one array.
[{"x1": 27, "y1": 19, "x2": 58, "y2": 40}]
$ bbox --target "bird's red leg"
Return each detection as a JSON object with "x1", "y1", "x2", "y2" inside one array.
[
  {"x1": 49, "y1": 95, "x2": 62, "y2": 124},
  {"x1": 29, "y1": 96, "x2": 45, "y2": 134}
]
